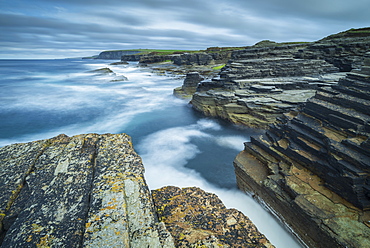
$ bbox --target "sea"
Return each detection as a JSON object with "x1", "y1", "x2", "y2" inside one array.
[{"x1": 0, "y1": 59, "x2": 303, "y2": 247}]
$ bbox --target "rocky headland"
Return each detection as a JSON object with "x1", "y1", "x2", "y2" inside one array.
[
  {"x1": 169, "y1": 27, "x2": 370, "y2": 247},
  {"x1": 183, "y1": 28, "x2": 370, "y2": 129},
  {"x1": 0, "y1": 133, "x2": 273, "y2": 247},
  {"x1": 96, "y1": 50, "x2": 142, "y2": 60},
  {"x1": 234, "y1": 52, "x2": 370, "y2": 247}
]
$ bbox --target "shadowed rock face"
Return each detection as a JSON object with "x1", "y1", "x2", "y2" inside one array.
[
  {"x1": 234, "y1": 53, "x2": 370, "y2": 247},
  {"x1": 152, "y1": 186, "x2": 274, "y2": 248},
  {"x1": 0, "y1": 133, "x2": 273, "y2": 248},
  {"x1": 173, "y1": 72, "x2": 204, "y2": 98}
]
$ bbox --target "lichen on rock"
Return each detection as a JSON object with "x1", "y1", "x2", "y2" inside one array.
[{"x1": 152, "y1": 186, "x2": 274, "y2": 248}]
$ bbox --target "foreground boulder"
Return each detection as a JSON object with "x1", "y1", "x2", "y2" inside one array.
[
  {"x1": 234, "y1": 53, "x2": 370, "y2": 247},
  {"x1": 152, "y1": 186, "x2": 274, "y2": 248},
  {"x1": 0, "y1": 133, "x2": 273, "y2": 247},
  {"x1": 0, "y1": 133, "x2": 174, "y2": 247}
]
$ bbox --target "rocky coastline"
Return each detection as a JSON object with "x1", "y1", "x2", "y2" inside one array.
[
  {"x1": 234, "y1": 52, "x2": 370, "y2": 247},
  {"x1": 1, "y1": 27, "x2": 369, "y2": 247},
  {"x1": 171, "y1": 28, "x2": 370, "y2": 247}
]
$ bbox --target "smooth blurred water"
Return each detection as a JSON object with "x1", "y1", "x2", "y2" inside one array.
[{"x1": 0, "y1": 59, "x2": 303, "y2": 247}]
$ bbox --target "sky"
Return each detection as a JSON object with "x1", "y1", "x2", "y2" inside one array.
[{"x1": 0, "y1": 0, "x2": 369, "y2": 59}]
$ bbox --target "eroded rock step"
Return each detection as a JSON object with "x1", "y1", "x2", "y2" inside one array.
[{"x1": 234, "y1": 53, "x2": 370, "y2": 247}]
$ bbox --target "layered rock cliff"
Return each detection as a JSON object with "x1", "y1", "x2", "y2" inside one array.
[
  {"x1": 0, "y1": 133, "x2": 273, "y2": 247},
  {"x1": 233, "y1": 53, "x2": 370, "y2": 247},
  {"x1": 190, "y1": 28, "x2": 370, "y2": 129},
  {"x1": 296, "y1": 27, "x2": 370, "y2": 71}
]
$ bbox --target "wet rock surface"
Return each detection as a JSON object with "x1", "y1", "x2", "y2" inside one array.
[
  {"x1": 152, "y1": 186, "x2": 274, "y2": 248},
  {"x1": 234, "y1": 53, "x2": 370, "y2": 247},
  {"x1": 191, "y1": 73, "x2": 346, "y2": 129}
]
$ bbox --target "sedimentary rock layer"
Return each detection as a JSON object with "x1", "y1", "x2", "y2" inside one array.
[
  {"x1": 191, "y1": 73, "x2": 345, "y2": 129},
  {"x1": 296, "y1": 27, "x2": 370, "y2": 71},
  {"x1": 234, "y1": 53, "x2": 370, "y2": 247},
  {"x1": 190, "y1": 28, "x2": 370, "y2": 129}
]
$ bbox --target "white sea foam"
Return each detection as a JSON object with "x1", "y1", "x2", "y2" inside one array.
[
  {"x1": 137, "y1": 121, "x2": 303, "y2": 248},
  {"x1": 213, "y1": 135, "x2": 247, "y2": 151}
]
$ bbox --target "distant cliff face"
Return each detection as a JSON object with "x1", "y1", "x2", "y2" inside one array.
[
  {"x1": 0, "y1": 133, "x2": 273, "y2": 247},
  {"x1": 96, "y1": 50, "x2": 141, "y2": 59},
  {"x1": 296, "y1": 27, "x2": 370, "y2": 71},
  {"x1": 189, "y1": 28, "x2": 370, "y2": 129}
]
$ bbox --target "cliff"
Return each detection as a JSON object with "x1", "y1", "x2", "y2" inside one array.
[
  {"x1": 233, "y1": 53, "x2": 370, "y2": 247},
  {"x1": 189, "y1": 28, "x2": 370, "y2": 129},
  {"x1": 296, "y1": 27, "x2": 370, "y2": 71},
  {"x1": 96, "y1": 50, "x2": 141, "y2": 60},
  {"x1": 0, "y1": 133, "x2": 273, "y2": 247}
]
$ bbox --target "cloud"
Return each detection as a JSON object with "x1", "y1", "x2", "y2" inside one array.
[{"x1": 0, "y1": 0, "x2": 369, "y2": 58}]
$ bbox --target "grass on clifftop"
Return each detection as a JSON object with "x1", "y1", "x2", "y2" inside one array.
[
  {"x1": 102, "y1": 49, "x2": 196, "y2": 55},
  {"x1": 321, "y1": 27, "x2": 370, "y2": 40}
]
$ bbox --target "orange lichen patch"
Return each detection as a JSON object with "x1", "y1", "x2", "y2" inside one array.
[
  {"x1": 36, "y1": 234, "x2": 53, "y2": 248},
  {"x1": 26, "y1": 235, "x2": 33, "y2": 242},
  {"x1": 111, "y1": 183, "x2": 124, "y2": 193},
  {"x1": 100, "y1": 205, "x2": 117, "y2": 211},
  {"x1": 152, "y1": 186, "x2": 274, "y2": 247},
  {"x1": 289, "y1": 164, "x2": 363, "y2": 218}
]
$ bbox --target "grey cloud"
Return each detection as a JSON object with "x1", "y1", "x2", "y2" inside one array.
[{"x1": 0, "y1": 0, "x2": 369, "y2": 58}]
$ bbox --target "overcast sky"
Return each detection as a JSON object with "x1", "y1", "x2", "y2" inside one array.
[{"x1": 1, "y1": 0, "x2": 369, "y2": 59}]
